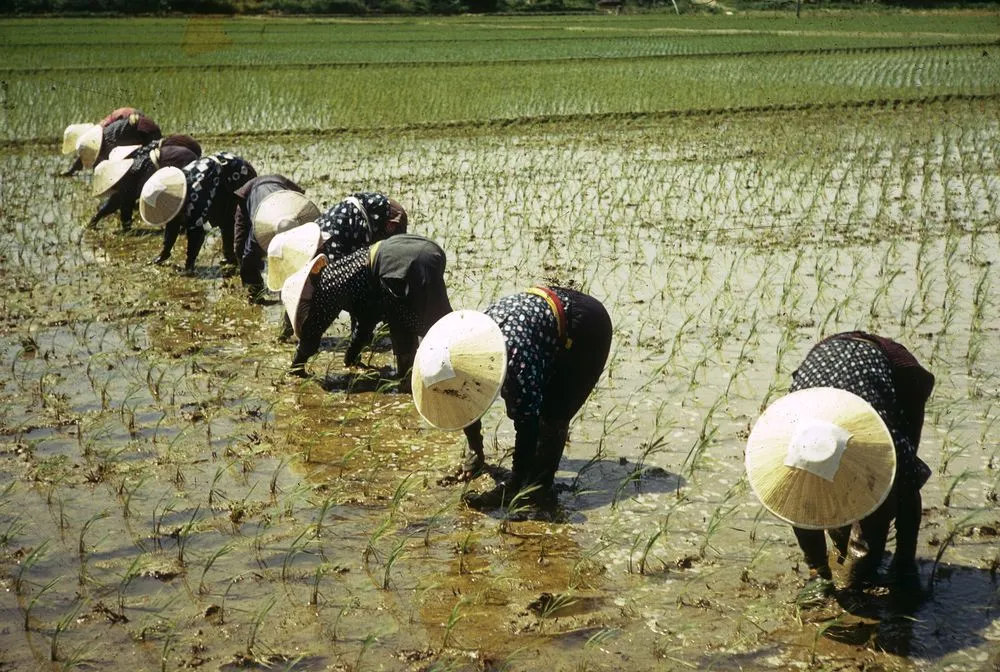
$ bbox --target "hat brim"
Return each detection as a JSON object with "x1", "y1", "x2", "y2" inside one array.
[
  {"x1": 253, "y1": 191, "x2": 321, "y2": 250},
  {"x1": 62, "y1": 123, "x2": 96, "y2": 155},
  {"x1": 746, "y1": 387, "x2": 896, "y2": 530},
  {"x1": 266, "y1": 222, "x2": 322, "y2": 292},
  {"x1": 91, "y1": 158, "x2": 132, "y2": 198},
  {"x1": 139, "y1": 166, "x2": 187, "y2": 226},
  {"x1": 109, "y1": 144, "x2": 141, "y2": 161},
  {"x1": 77, "y1": 126, "x2": 103, "y2": 169},
  {"x1": 281, "y1": 254, "x2": 328, "y2": 339},
  {"x1": 411, "y1": 310, "x2": 507, "y2": 431}
]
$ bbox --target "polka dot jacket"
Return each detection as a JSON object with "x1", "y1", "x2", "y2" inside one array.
[
  {"x1": 789, "y1": 335, "x2": 932, "y2": 491},
  {"x1": 317, "y1": 192, "x2": 401, "y2": 259},
  {"x1": 181, "y1": 152, "x2": 256, "y2": 234},
  {"x1": 486, "y1": 288, "x2": 572, "y2": 424},
  {"x1": 298, "y1": 247, "x2": 420, "y2": 358}
]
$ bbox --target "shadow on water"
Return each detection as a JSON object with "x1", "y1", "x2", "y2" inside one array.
[{"x1": 810, "y1": 560, "x2": 1000, "y2": 661}]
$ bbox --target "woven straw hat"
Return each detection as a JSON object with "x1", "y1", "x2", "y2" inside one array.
[
  {"x1": 109, "y1": 144, "x2": 141, "y2": 161},
  {"x1": 76, "y1": 124, "x2": 103, "y2": 169},
  {"x1": 252, "y1": 191, "x2": 321, "y2": 250},
  {"x1": 411, "y1": 310, "x2": 507, "y2": 431},
  {"x1": 62, "y1": 123, "x2": 97, "y2": 155},
  {"x1": 91, "y1": 158, "x2": 133, "y2": 198},
  {"x1": 280, "y1": 254, "x2": 328, "y2": 339},
  {"x1": 266, "y1": 222, "x2": 323, "y2": 291},
  {"x1": 745, "y1": 387, "x2": 896, "y2": 530},
  {"x1": 139, "y1": 166, "x2": 187, "y2": 226}
]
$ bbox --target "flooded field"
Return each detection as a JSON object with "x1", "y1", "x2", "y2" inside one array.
[{"x1": 2, "y1": 13, "x2": 1000, "y2": 672}]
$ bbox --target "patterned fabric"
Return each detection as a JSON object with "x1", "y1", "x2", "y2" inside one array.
[
  {"x1": 127, "y1": 140, "x2": 158, "y2": 176},
  {"x1": 486, "y1": 288, "x2": 572, "y2": 423},
  {"x1": 181, "y1": 152, "x2": 255, "y2": 233},
  {"x1": 317, "y1": 192, "x2": 392, "y2": 259},
  {"x1": 789, "y1": 337, "x2": 932, "y2": 491},
  {"x1": 299, "y1": 246, "x2": 423, "y2": 345}
]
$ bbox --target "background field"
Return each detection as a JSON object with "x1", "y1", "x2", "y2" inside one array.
[{"x1": 1, "y1": 12, "x2": 1000, "y2": 672}]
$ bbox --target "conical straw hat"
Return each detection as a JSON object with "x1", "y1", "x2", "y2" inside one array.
[
  {"x1": 746, "y1": 387, "x2": 896, "y2": 530},
  {"x1": 252, "y1": 191, "x2": 321, "y2": 250},
  {"x1": 92, "y1": 158, "x2": 132, "y2": 198},
  {"x1": 411, "y1": 310, "x2": 507, "y2": 431},
  {"x1": 139, "y1": 166, "x2": 187, "y2": 226},
  {"x1": 266, "y1": 222, "x2": 322, "y2": 291},
  {"x1": 76, "y1": 124, "x2": 103, "y2": 169},
  {"x1": 109, "y1": 144, "x2": 141, "y2": 161},
  {"x1": 63, "y1": 123, "x2": 97, "y2": 155},
  {"x1": 281, "y1": 254, "x2": 328, "y2": 339}
]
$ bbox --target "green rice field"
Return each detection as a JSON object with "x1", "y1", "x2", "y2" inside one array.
[{"x1": 1, "y1": 11, "x2": 999, "y2": 672}]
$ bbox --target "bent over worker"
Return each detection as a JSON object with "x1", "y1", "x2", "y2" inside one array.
[
  {"x1": 139, "y1": 152, "x2": 257, "y2": 272},
  {"x1": 411, "y1": 287, "x2": 613, "y2": 508},
  {"x1": 745, "y1": 332, "x2": 933, "y2": 605},
  {"x1": 281, "y1": 234, "x2": 452, "y2": 381},
  {"x1": 316, "y1": 192, "x2": 408, "y2": 259}
]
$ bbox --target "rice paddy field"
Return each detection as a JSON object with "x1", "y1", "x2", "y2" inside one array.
[{"x1": 1, "y1": 10, "x2": 1000, "y2": 671}]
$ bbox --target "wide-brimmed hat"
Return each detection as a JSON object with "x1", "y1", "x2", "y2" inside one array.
[
  {"x1": 745, "y1": 387, "x2": 896, "y2": 530},
  {"x1": 281, "y1": 254, "x2": 328, "y2": 338},
  {"x1": 76, "y1": 125, "x2": 104, "y2": 169},
  {"x1": 91, "y1": 158, "x2": 133, "y2": 198},
  {"x1": 411, "y1": 310, "x2": 507, "y2": 431},
  {"x1": 139, "y1": 166, "x2": 187, "y2": 226},
  {"x1": 108, "y1": 144, "x2": 141, "y2": 162},
  {"x1": 266, "y1": 222, "x2": 323, "y2": 291},
  {"x1": 252, "y1": 191, "x2": 321, "y2": 250},
  {"x1": 62, "y1": 123, "x2": 97, "y2": 155}
]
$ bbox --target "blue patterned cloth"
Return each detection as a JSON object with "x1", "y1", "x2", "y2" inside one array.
[
  {"x1": 789, "y1": 337, "x2": 931, "y2": 490},
  {"x1": 486, "y1": 289, "x2": 572, "y2": 423},
  {"x1": 317, "y1": 192, "x2": 402, "y2": 259}
]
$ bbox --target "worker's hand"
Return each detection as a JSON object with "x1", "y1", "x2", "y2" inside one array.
[{"x1": 151, "y1": 252, "x2": 170, "y2": 265}]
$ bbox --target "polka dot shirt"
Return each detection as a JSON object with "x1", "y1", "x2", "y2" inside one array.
[
  {"x1": 298, "y1": 247, "x2": 420, "y2": 347},
  {"x1": 182, "y1": 152, "x2": 255, "y2": 233},
  {"x1": 486, "y1": 289, "x2": 572, "y2": 423},
  {"x1": 789, "y1": 337, "x2": 931, "y2": 491},
  {"x1": 317, "y1": 192, "x2": 393, "y2": 259}
]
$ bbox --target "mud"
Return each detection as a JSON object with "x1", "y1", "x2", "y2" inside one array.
[{"x1": 1, "y1": 99, "x2": 999, "y2": 671}]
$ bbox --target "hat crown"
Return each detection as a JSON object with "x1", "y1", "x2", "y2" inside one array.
[
  {"x1": 417, "y1": 342, "x2": 456, "y2": 387},
  {"x1": 784, "y1": 420, "x2": 851, "y2": 482}
]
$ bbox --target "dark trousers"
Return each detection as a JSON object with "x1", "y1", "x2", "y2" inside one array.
[{"x1": 465, "y1": 289, "x2": 612, "y2": 489}]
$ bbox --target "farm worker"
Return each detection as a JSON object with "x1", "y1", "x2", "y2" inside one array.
[
  {"x1": 315, "y1": 192, "x2": 408, "y2": 259},
  {"x1": 87, "y1": 136, "x2": 202, "y2": 231},
  {"x1": 60, "y1": 107, "x2": 145, "y2": 176},
  {"x1": 745, "y1": 332, "x2": 933, "y2": 604},
  {"x1": 74, "y1": 111, "x2": 162, "y2": 173},
  {"x1": 139, "y1": 151, "x2": 257, "y2": 272},
  {"x1": 231, "y1": 175, "x2": 320, "y2": 303},
  {"x1": 411, "y1": 288, "x2": 613, "y2": 509},
  {"x1": 281, "y1": 234, "x2": 452, "y2": 383}
]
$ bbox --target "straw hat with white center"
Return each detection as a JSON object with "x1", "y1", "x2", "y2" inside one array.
[
  {"x1": 411, "y1": 310, "x2": 508, "y2": 431},
  {"x1": 76, "y1": 124, "x2": 104, "y2": 169},
  {"x1": 252, "y1": 191, "x2": 321, "y2": 250},
  {"x1": 91, "y1": 158, "x2": 133, "y2": 198},
  {"x1": 745, "y1": 387, "x2": 896, "y2": 531},
  {"x1": 266, "y1": 221, "x2": 323, "y2": 291},
  {"x1": 109, "y1": 144, "x2": 141, "y2": 162},
  {"x1": 139, "y1": 166, "x2": 187, "y2": 226},
  {"x1": 62, "y1": 123, "x2": 97, "y2": 155},
  {"x1": 280, "y1": 254, "x2": 328, "y2": 339}
]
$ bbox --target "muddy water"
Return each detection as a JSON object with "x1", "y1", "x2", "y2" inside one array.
[{"x1": 1, "y1": 100, "x2": 999, "y2": 671}]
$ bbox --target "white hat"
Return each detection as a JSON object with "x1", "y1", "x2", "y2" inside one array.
[
  {"x1": 139, "y1": 166, "x2": 187, "y2": 226},
  {"x1": 92, "y1": 158, "x2": 132, "y2": 198},
  {"x1": 62, "y1": 123, "x2": 97, "y2": 155},
  {"x1": 252, "y1": 191, "x2": 321, "y2": 250},
  {"x1": 745, "y1": 387, "x2": 896, "y2": 530},
  {"x1": 108, "y1": 144, "x2": 141, "y2": 161},
  {"x1": 76, "y1": 124, "x2": 103, "y2": 169},
  {"x1": 411, "y1": 310, "x2": 507, "y2": 431},
  {"x1": 266, "y1": 222, "x2": 323, "y2": 291},
  {"x1": 281, "y1": 254, "x2": 328, "y2": 339}
]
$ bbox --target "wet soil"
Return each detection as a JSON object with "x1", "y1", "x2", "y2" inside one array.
[{"x1": 1, "y1": 99, "x2": 999, "y2": 671}]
